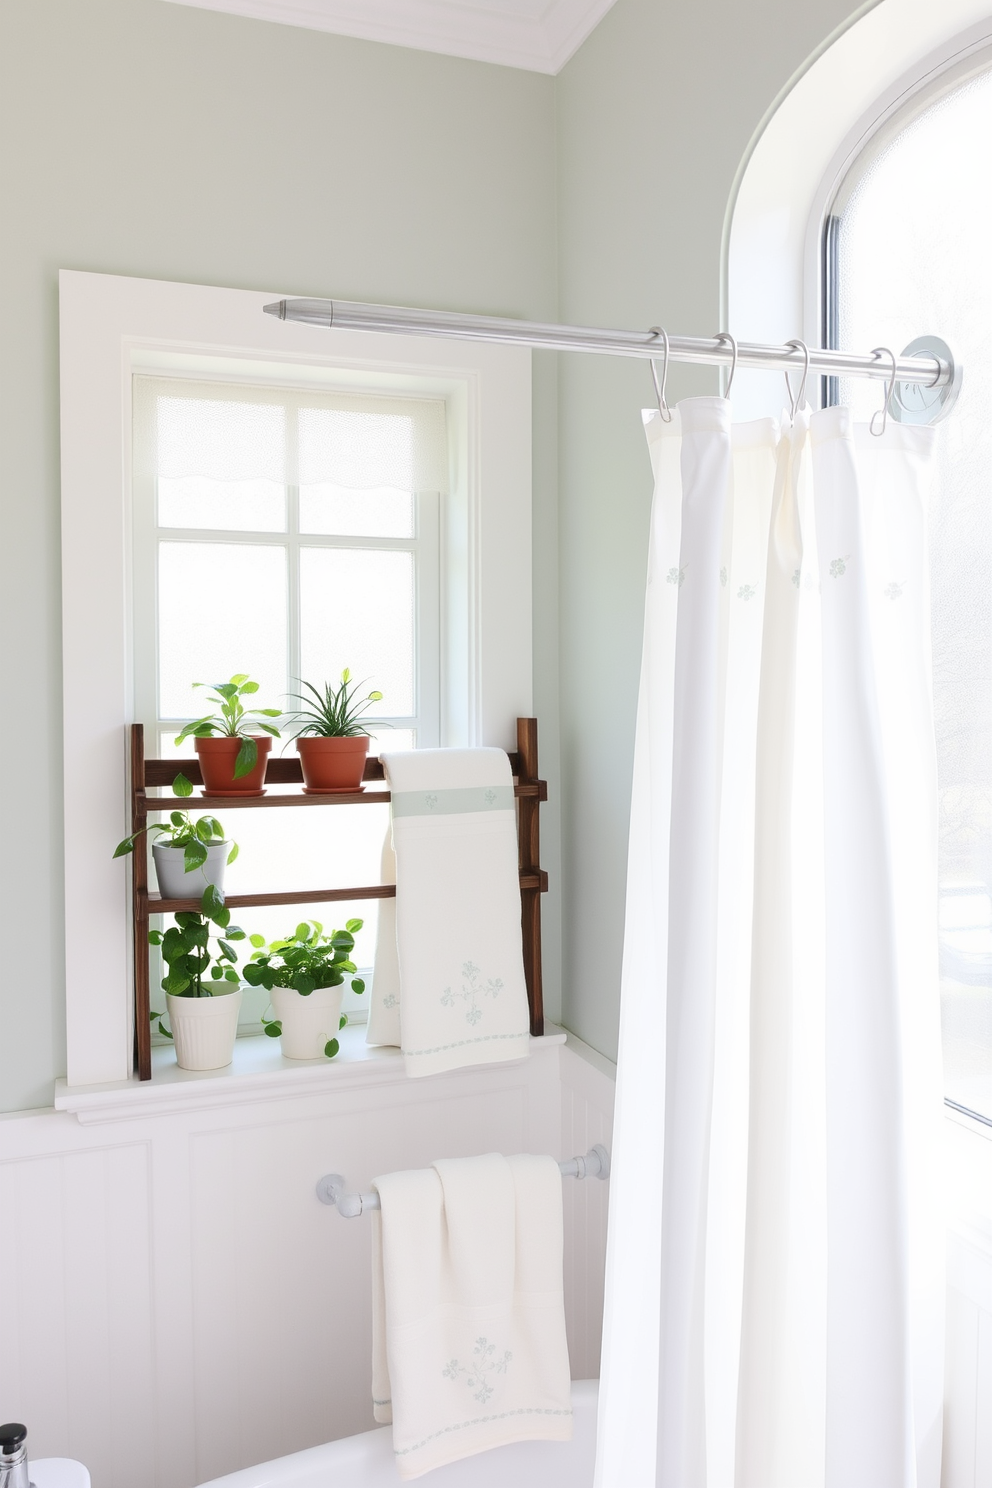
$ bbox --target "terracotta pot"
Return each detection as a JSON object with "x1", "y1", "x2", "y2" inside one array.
[
  {"x1": 296, "y1": 735, "x2": 370, "y2": 793},
  {"x1": 195, "y1": 735, "x2": 272, "y2": 795}
]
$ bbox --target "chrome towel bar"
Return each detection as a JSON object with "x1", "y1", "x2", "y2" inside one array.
[{"x1": 316, "y1": 1145, "x2": 611, "y2": 1218}]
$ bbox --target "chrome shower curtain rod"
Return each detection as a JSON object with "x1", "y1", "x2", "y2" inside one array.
[{"x1": 263, "y1": 296, "x2": 954, "y2": 388}]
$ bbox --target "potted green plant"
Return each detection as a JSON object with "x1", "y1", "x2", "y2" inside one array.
[
  {"x1": 176, "y1": 673, "x2": 282, "y2": 795},
  {"x1": 148, "y1": 884, "x2": 248, "y2": 1070},
  {"x1": 113, "y1": 773, "x2": 239, "y2": 899},
  {"x1": 287, "y1": 671, "x2": 383, "y2": 793},
  {"x1": 243, "y1": 918, "x2": 365, "y2": 1059}
]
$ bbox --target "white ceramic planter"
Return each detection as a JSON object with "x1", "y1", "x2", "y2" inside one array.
[
  {"x1": 153, "y1": 841, "x2": 228, "y2": 900},
  {"x1": 166, "y1": 987, "x2": 242, "y2": 1070},
  {"x1": 270, "y1": 983, "x2": 344, "y2": 1059}
]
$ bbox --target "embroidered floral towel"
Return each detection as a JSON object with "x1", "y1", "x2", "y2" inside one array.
[
  {"x1": 378, "y1": 747, "x2": 530, "y2": 1077},
  {"x1": 371, "y1": 1153, "x2": 572, "y2": 1480}
]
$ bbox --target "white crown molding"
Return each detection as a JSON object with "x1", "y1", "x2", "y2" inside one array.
[{"x1": 160, "y1": 0, "x2": 618, "y2": 74}]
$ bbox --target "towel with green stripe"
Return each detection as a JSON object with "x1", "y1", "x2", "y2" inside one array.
[{"x1": 370, "y1": 747, "x2": 530, "y2": 1077}]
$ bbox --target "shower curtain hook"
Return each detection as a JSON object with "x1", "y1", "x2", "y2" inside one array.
[
  {"x1": 783, "y1": 338, "x2": 810, "y2": 424},
  {"x1": 869, "y1": 347, "x2": 897, "y2": 437},
  {"x1": 648, "y1": 326, "x2": 673, "y2": 422},
  {"x1": 713, "y1": 332, "x2": 738, "y2": 398}
]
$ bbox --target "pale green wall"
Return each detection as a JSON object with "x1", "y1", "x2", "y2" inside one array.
[
  {"x1": 0, "y1": 0, "x2": 558, "y2": 1112},
  {"x1": 0, "y1": 0, "x2": 870, "y2": 1110},
  {"x1": 554, "y1": 0, "x2": 862, "y2": 1058}
]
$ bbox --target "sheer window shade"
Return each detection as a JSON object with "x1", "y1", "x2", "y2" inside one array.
[{"x1": 133, "y1": 377, "x2": 449, "y2": 492}]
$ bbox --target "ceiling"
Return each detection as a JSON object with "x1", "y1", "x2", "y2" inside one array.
[{"x1": 161, "y1": 0, "x2": 618, "y2": 73}]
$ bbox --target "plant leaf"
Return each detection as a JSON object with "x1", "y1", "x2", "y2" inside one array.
[
  {"x1": 345, "y1": 918, "x2": 363, "y2": 933},
  {"x1": 323, "y1": 1038, "x2": 340, "y2": 1059},
  {"x1": 233, "y1": 736, "x2": 258, "y2": 777},
  {"x1": 351, "y1": 978, "x2": 365, "y2": 994},
  {"x1": 249, "y1": 933, "x2": 266, "y2": 948},
  {"x1": 173, "y1": 772, "x2": 194, "y2": 798},
  {"x1": 339, "y1": 1014, "x2": 348, "y2": 1029},
  {"x1": 264, "y1": 1021, "x2": 282, "y2": 1037}
]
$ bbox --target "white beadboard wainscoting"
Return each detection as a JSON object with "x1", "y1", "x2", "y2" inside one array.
[
  {"x1": 3, "y1": 1028, "x2": 990, "y2": 1488},
  {"x1": 0, "y1": 1028, "x2": 615, "y2": 1488}
]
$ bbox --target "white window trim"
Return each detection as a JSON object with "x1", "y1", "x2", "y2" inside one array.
[
  {"x1": 724, "y1": 0, "x2": 992, "y2": 422},
  {"x1": 59, "y1": 270, "x2": 532, "y2": 1089}
]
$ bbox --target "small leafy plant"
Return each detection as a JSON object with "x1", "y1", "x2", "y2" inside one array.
[
  {"x1": 176, "y1": 673, "x2": 282, "y2": 778},
  {"x1": 244, "y1": 918, "x2": 365, "y2": 1058},
  {"x1": 148, "y1": 884, "x2": 247, "y2": 1037},
  {"x1": 287, "y1": 671, "x2": 383, "y2": 739},
  {"x1": 113, "y1": 773, "x2": 238, "y2": 873}
]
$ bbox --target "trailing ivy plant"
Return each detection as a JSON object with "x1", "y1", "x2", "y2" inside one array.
[
  {"x1": 148, "y1": 884, "x2": 248, "y2": 1037},
  {"x1": 287, "y1": 671, "x2": 383, "y2": 739},
  {"x1": 244, "y1": 918, "x2": 365, "y2": 1058},
  {"x1": 113, "y1": 773, "x2": 238, "y2": 873},
  {"x1": 175, "y1": 673, "x2": 282, "y2": 778}
]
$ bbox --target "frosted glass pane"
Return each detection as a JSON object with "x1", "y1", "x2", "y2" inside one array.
[
  {"x1": 838, "y1": 66, "x2": 992, "y2": 1118},
  {"x1": 217, "y1": 801, "x2": 388, "y2": 969},
  {"x1": 157, "y1": 396, "x2": 284, "y2": 482},
  {"x1": 158, "y1": 542, "x2": 288, "y2": 721},
  {"x1": 367, "y1": 728, "x2": 415, "y2": 754},
  {"x1": 299, "y1": 484, "x2": 413, "y2": 537},
  {"x1": 159, "y1": 477, "x2": 286, "y2": 532},
  {"x1": 299, "y1": 406, "x2": 415, "y2": 488},
  {"x1": 299, "y1": 548, "x2": 414, "y2": 717}
]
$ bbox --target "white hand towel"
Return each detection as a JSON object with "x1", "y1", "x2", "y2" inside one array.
[
  {"x1": 371, "y1": 1153, "x2": 572, "y2": 1480},
  {"x1": 380, "y1": 747, "x2": 530, "y2": 1077},
  {"x1": 366, "y1": 828, "x2": 401, "y2": 1047}
]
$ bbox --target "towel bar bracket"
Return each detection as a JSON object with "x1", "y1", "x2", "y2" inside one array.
[{"x1": 316, "y1": 1145, "x2": 611, "y2": 1217}]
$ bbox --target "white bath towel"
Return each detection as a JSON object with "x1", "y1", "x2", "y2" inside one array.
[
  {"x1": 366, "y1": 828, "x2": 401, "y2": 1047},
  {"x1": 379, "y1": 748, "x2": 530, "y2": 1077},
  {"x1": 371, "y1": 1153, "x2": 572, "y2": 1480}
]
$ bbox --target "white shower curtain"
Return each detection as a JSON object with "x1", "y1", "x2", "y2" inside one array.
[{"x1": 595, "y1": 399, "x2": 945, "y2": 1488}]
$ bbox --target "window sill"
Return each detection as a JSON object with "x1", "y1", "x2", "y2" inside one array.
[{"x1": 54, "y1": 1023, "x2": 566, "y2": 1126}]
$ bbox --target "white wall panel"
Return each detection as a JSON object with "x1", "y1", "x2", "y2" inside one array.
[
  {"x1": 560, "y1": 1040, "x2": 615, "y2": 1382},
  {"x1": 0, "y1": 1038, "x2": 609, "y2": 1488}
]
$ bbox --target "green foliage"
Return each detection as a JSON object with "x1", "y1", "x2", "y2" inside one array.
[
  {"x1": 287, "y1": 671, "x2": 383, "y2": 740},
  {"x1": 112, "y1": 777, "x2": 238, "y2": 874},
  {"x1": 247, "y1": 919, "x2": 364, "y2": 1060},
  {"x1": 175, "y1": 674, "x2": 282, "y2": 778},
  {"x1": 149, "y1": 884, "x2": 247, "y2": 1003},
  {"x1": 243, "y1": 918, "x2": 365, "y2": 998}
]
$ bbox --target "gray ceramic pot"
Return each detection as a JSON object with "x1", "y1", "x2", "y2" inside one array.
[{"x1": 152, "y1": 841, "x2": 229, "y2": 900}]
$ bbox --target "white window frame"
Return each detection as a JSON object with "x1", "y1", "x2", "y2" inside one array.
[
  {"x1": 59, "y1": 271, "x2": 532, "y2": 1088},
  {"x1": 131, "y1": 375, "x2": 442, "y2": 753}
]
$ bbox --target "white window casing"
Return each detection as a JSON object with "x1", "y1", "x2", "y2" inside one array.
[{"x1": 59, "y1": 271, "x2": 532, "y2": 1088}]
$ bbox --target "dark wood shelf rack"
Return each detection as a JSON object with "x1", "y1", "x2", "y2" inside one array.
[{"x1": 128, "y1": 719, "x2": 549, "y2": 1080}]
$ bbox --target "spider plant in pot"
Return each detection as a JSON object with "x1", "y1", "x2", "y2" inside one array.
[
  {"x1": 287, "y1": 671, "x2": 383, "y2": 793},
  {"x1": 149, "y1": 884, "x2": 247, "y2": 1071},
  {"x1": 243, "y1": 918, "x2": 365, "y2": 1059},
  {"x1": 113, "y1": 773, "x2": 239, "y2": 899},
  {"x1": 175, "y1": 673, "x2": 282, "y2": 795}
]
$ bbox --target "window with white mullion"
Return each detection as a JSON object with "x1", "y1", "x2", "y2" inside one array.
[{"x1": 131, "y1": 372, "x2": 447, "y2": 1035}]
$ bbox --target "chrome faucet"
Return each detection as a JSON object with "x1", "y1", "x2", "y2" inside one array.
[{"x1": 0, "y1": 1425, "x2": 34, "y2": 1488}]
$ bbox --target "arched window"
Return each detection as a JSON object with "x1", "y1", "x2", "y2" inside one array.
[{"x1": 825, "y1": 58, "x2": 992, "y2": 1124}]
